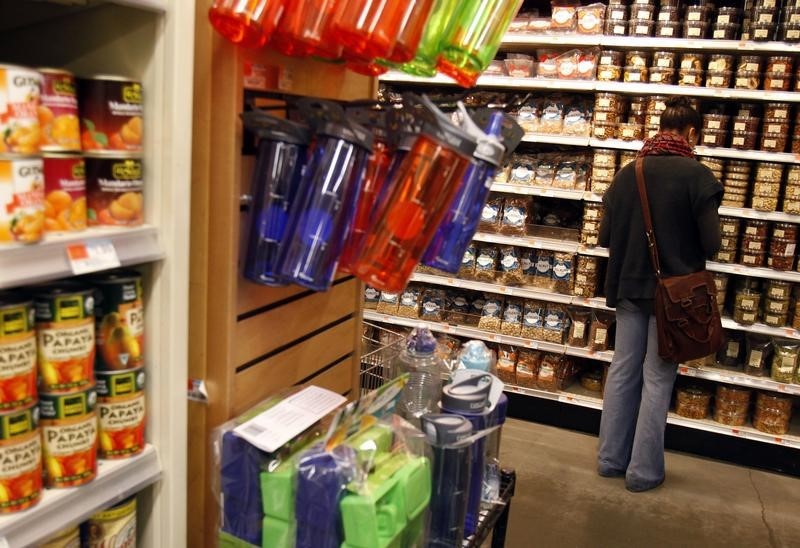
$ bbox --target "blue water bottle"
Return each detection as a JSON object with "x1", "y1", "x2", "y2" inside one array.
[
  {"x1": 440, "y1": 370, "x2": 508, "y2": 537},
  {"x1": 422, "y1": 106, "x2": 522, "y2": 272},
  {"x1": 278, "y1": 99, "x2": 373, "y2": 291},
  {"x1": 421, "y1": 414, "x2": 473, "y2": 548},
  {"x1": 242, "y1": 110, "x2": 311, "y2": 286},
  {"x1": 458, "y1": 339, "x2": 495, "y2": 373}
]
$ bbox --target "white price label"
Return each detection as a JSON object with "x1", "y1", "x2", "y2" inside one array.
[
  {"x1": 679, "y1": 367, "x2": 697, "y2": 377},
  {"x1": 66, "y1": 239, "x2": 121, "y2": 275}
]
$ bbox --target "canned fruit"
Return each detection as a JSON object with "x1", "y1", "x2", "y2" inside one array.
[
  {"x1": 96, "y1": 367, "x2": 145, "y2": 397},
  {"x1": 43, "y1": 155, "x2": 86, "y2": 232},
  {"x1": 79, "y1": 77, "x2": 143, "y2": 153},
  {"x1": 93, "y1": 272, "x2": 144, "y2": 371},
  {"x1": 0, "y1": 296, "x2": 37, "y2": 411},
  {"x1": 38, "y1": 70, "x2": 80, "y2": 152},
  {"x1": 34, "y1": 284, "x2": 95, "y2": 393},
  {"x1": 0, "y1": 156, "x2": 45, "y2": 244},
  {"x1": 40, "y1": 526, "x2": 80, "y2": 548},
  {"x1": 85, "y1": 156, "x2": 143, "y2": 226},
  {"x1": 86, "y1": 496, "x2": 137, "y2": 547},
  {"x1": 99, "y1": 392, "x2": 145, "y2": 459},
  {"x1": 40, "y1": 389, "x2": 98, "y2": 488},
  {"x1": 0, "y1": 406, "x2": 42, "y2": 514},
  {"x1": 0, "y1": 66, "x2": 42, "y2": 155}
]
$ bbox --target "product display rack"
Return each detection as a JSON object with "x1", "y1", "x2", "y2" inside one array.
[{"x1": 0, "y1": 1, "x2": 193, "y2": 546}]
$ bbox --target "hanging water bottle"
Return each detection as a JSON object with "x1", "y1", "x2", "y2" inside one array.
[
  {"x1": 457, "y1": 340, "x2": 496, "y2": 373},
  {"x1": 391, "y1": 325, "x2": 445, "y2": 427},
  {"x1": 241, "y1": 110, "x2": 310, "y2": 286},
  {"x1": 278, "y1": 99, "x2": 373, "y2": 291},
  {"x1": 401, "y1": 0, "x2": 460, "y2": 77}
]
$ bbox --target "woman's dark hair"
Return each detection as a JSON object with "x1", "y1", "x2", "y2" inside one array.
[{"x1": 659, "y1": 97, "x2": 701, "y2": 132}]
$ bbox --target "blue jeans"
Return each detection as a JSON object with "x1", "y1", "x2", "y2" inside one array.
[{"x1": 597, "y1": 299, "x2": 678, "y2": 490}]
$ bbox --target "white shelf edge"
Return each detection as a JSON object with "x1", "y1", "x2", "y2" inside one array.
[
  {"x1": 0, "y1": 225, "x2": 164, "y2": 289},
  {"x1": 106, "y1": 0, "x2": 167, "y2": 12},
  {"x1": 589, "y1": 138, "x2": 642, "y2": 151},
  {"x1": 696, "y1": 147, "x2": 800, "y2": 165},
  {"x1": 473, "y1": 231, "x2": 579, "y2": 253},
  {"x1": 721, "y1": 317, "x2": 800, "y2": 339},
  {"x1": 706, "y1": 261, "x2": 800, "y2": 283},
  {"x1": 679, "y1": 364, "x2": 800, "y2": 396},
  {"x1": 490, "y1": 183, "x2": 585, "y2": 200},
  {"x1": 717, "y1": 207, "x2": 800, "y2": 224},
  {"x1": 521, "y1": 134, "x2": 590, "y2": 147},
  {"x1": 505, "y1": 383, "x2": 800, "y2": 448},
  {"x1": 0, "y1": 445, "x2": 161, "y2": 547}
]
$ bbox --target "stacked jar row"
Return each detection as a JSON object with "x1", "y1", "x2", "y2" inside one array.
[
  {"x1": 715, "y1": 217, "x2": 798, "y2": 272},
  {"x1": 701, "y1": 160, "x2": 800, "y2": 213},
  {"x1": 698, "y1": 103, "x2": 800, "y2": 154},
  {"x1": 718, "y1": 274, "x2": 800, "y2": 329}
]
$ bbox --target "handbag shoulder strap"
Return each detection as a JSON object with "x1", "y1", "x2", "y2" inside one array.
[{"x1": 634, "y1": 157, "x2": 663, "y2": 277}]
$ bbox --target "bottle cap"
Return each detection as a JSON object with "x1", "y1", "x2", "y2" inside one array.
[
  {"x1": 406, "y1": 324, "x2": 438, "y2": 355},
  {"x1": 441, "y1": 373, "x2": 494, "y2": 413},
  {"x1": 421, "y1": 414, "x2": 473, "y2": 446},
  {"x1": 459, "y1": 340, "x2": 493, "y2": 371},
  {"x1": 240, "y1": 110, "x2": 311, "y2": 145},
  {"x1": 456, "y1": 104, "x2": 505, "y2": 167}
]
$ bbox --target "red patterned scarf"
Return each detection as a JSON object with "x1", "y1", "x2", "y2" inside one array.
[{"x1": 638, "y1": 131, "x2": 695, "y2": 158}]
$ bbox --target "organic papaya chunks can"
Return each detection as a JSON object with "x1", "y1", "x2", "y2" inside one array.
[
  {"x1": 34, "y1": 283, "x2": 95, "y2": 393},
  {"x1": 91, "y1": 270, "x2": 143, "y2": 371},
  {"x1": 0, "y1": 404, "x2": 42, "y2": 513},
  {"x1": 39, "y1": 387, "x2": 98, "y2": 488},
  {"x1": 96, "y1": 367, "x2": 145, "y2": 459},
  {"x1": 0, "y1": 293, "x2": 37, "y2": 411}
]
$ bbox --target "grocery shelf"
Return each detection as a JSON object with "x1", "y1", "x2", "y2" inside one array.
[
  {"x1": 706, "y1": 261, "x2": 800, "y2": 283},
  {"x1": 107, "y1": 0, "x2": 167, "y2": 10},
  {"x1": 577, "y1": 245, "x2": 609, "y2": 257},
  {"x1": 379, "y1": 72, "x2": 596, "y2": 91},
  {"x1": 521, "y1": 134, "x2": 591, "y2": 147},
  {"x1": 410, "y1": 272, "x2": 574, "y2": 305},
  {"x1": 473, "y1": 231, "x2": 579, "y2": 253},
  {"x1": 506, "y1": 383, "x2": 800, "y2": 449},
  {"x1": 362, "y1": 310, "x2": 615, "y2": 362},
  {"x1": 589, "y1": 138, "x2": 642, "y2": 151},
  {"x1": 0, "y1": 445, "x2": 161, "y2": 547},
  {"x1": 0, "y1": 225, "x2": 163, "y2": 290},
  {"x1": 596, "y1": 81, "x2": 800, "y2": 102},
  {"x1": 490, "y1": 182, "x2": 586, "y2": 201},
  {"x1": 717, "y1": 207, "x2": 800, "y2": 224},
  {"x1": 678, "y1": 364, "x2": 800, "y2": 396},
  {"x1": 501, "y1": 33, "x2": 800, "y2": 54},
  {"x1": 694, "y1": 148, "x2": 800, "y2": 164},
  {"x1": 721, "y1": 317, "x2": 800, "y2": 340}
]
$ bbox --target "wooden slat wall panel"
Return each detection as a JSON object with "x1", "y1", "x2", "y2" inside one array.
[
  {"x1": 234, "y1": 278, "x2": 358, "y2": 366},
  {"x1": 304, "y1": 359, "x2": 355, "y2": 397},
  {"x1": 237, "y1": 273, "x2": 353, "y2": 317},
  {"x1": 231, "y1": 318, "x2": 356, "y2": 415}
]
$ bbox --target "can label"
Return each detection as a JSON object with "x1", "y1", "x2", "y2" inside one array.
[
  {"x1": 0, "y1": 66, "x2": 42, "y2": 154},
  {"x1": 43, "y1": 155, "x2": 86, "y2": 232},
  {"x1": 95, "y1": 275, "x2": 144, "y2": 370},
  {"x1": 99, "y1": 392, "x2": 145, "y2": 459},
  {"x1": 85, "y1": 156, "x2": 143, "y2": 226},
  {"x1": 87, "y1": 496, "x2": 137, "y2": 547},
  {"x1": 42, "y1": 410, "x2": 98, "y2": 488},
  {"x1": 96, "y1": 368, "x2": 145, "y2": 398},
  {"x1": 40, "y1": 526, "x2": 80, "y2": 548},
  {"x1": 0, "y1": 429, "x2": 42, "y2": 513},
  {"x1": 78, "y1": 78, "x2": 143, "y2": 152},
  {"x1": 35, "y1": 290, "x2": 95, "y2": 393},
  {"x1": 0, "y1": 301, "x2": 37, "y2": 411},
  {"x1": 39, "y1": 71, "x2": 80, "y2": 152},
  {"x1": 0, "y1": 156, "x2": 45, "y2": 244}
]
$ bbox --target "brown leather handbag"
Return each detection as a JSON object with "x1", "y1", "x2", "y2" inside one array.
[{"x1": 634, "y1": 158, "x2": 725, "y2": 363}]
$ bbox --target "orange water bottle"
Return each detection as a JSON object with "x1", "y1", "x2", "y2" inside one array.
[
  {"x1": 353, "y1": 96, "x2": 477, "y2": 293},
  {"x1": 329, "y1": 0, "x2": 415, "y2": 60},
  {"x1": 208, "y1": 0, "x2": 286, "y2": 49},
  {"x1": 384, "y1": 0, "x2": 437, "y2": 64},
  {"x1": 271, "y1": 0, "x2": 341, "y2": 60}
]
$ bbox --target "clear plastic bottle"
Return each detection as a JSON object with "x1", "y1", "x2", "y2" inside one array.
[{"x1": 392, "y1": 325, "x2": 445, "y2": 425}]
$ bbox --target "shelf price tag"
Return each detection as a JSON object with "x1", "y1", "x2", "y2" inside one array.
[
  {"x1": 679, "y1": 366, "x2": 697, "y2": 377},
  {"x1": 66, "y1": 239, "x2": 121, "y2": 275}
]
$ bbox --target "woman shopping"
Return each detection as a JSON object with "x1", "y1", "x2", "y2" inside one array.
[{"x1": 597, "y1": 97, "x2": 723, "y2": 492}]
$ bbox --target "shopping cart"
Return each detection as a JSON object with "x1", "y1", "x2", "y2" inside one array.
[{"x1": 359, "y1": 321, "x2": 406, "y2": 396}]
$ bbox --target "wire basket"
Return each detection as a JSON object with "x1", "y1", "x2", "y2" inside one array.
[{"x1": 360, "y1": 321, "x2": 406, "y2": 396}]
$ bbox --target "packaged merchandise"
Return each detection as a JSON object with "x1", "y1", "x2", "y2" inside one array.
[
  {"x1": 397, "y1": 285, "x2": 421, "y2": 319},
  {"x1": 459, "y1": 244, "x2": 478, "y2": 280},
  {"x1": 420, "y1": 288, "x2": 446, "y2": 322},
  {"x1": 542, "y1": 304, "x2": 567, "y2": 344},
  {"x1": 552, "y1": 252, "x2": 574, "y2": 294},
  {"x1": 0, "y1": 156, "x2": 46, "y2": 245},
  {"x1": 478, "y1": 295, "x2": 504, "y2": 332},
  {"x1": 500, "y1": 196, "x2": 529, "y2": 236},
  {"x1": 770, "y1": 339, "x2": 799, "y2": 384},
  {"x1": 496, "y1": 345, "x2": 517, "y2": 385},
  {"x1": 716, "y1": 332, "x2": 745, "y2": 369},
  {"x1": 745, "y1": 334, "x2": 773, "y2": 377},
  {"x1": 363, "y1": 286, "x2": 380, "y2": 309},
  {"x1": 515, "y1": 349, "x2": 542, "y2": 388},
  {"x1": 446, "y1": 290, "x2": 471, "y2": 324},
  {"x1": 521, "y1": 300, "x2": 546, "y2": 340},
  {"x1": 532, "y1": 250, "x2": 554, "y2": 290},
  {"x1": 497, "y1": 246, "x2": 526, "y2": 286},
  {"x1": 475, "y1": 245, "x2": 499, "y2": 282},
  {"x1": 581, "y1": 369, "x2": 603, "y2": 392},
  {"x1": 566, "y1": 307, "x2": 590, "y2": 347},
  {"x1": 589, "y1": 311, "x2": 614, "y2": 352},
  {"x1": 376, "y1": 291, "x2": 400, "y2": 315},
  {"x1": 0, "y1": 404, "x2": 42, "y2": 514},
  {"x1": 479, "y1": 195, "x2": 504, "y2": 231},
  {"x1": 675, "y1": 386, "x2": 712, "y2": 419},
  {"x1": 0, "y1": 295, "x2": 37, "y2": 411},
  {"x1": 500, "y1": 298, "x2": 523, "y2": 336},
  {"x1": 39, "y1": 70, "x2": 80, "y2": 152}
]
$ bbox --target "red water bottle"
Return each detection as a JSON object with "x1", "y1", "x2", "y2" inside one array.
[
  {"x1": 353, "y1": 96, "x2": 477, "y2": 293},
  {"x1": 384, "y1": 0, "x2": 436, "y2": 64},
  {"x1": 208, "y1": 0, "x2": 286, "y2": 49},
  {"x1": 271, "y1": 0, "x2": 341, "y2": 59},
  {"x1": 329, "y1": 0, "x2": 414, "y2": 60}
]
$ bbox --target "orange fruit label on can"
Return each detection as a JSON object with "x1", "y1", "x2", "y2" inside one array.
[
  {"x1": 0, "y1": 429, "x2": 42, "y2": 513},
  {"x1": 43, "y1": 155, "x2": 87, "y2": 233},
  {"x1": 37, "y1": 317, "x2": 95, "y2": 393},
  {"x1": 78, "y1": 77, "x2": 143, "y2": 153},
  {"x1": 99, "y1": 392, "x2": 145, "y2": 459},
  {"x1": 39, "y1": 70, "x2": 80, "y2": 152},
  {"x1": 0, "y1": 157, "x2": 46, "y2": 245},
  {"x1": 42, "y1": 411, "x2": 98, "y2": 488},
  {"x1": 94, "y1": 273, "x2": 144, "y2": 371},
  {"x1": 85, "y1": 156, "x2": 143, "y2": 227},
  {"x1": 0, "y1": 66, "x2": 42, "y2": 155},
  {"x1": 0, "y1": 300, "x2": 37, "y2": 411}
]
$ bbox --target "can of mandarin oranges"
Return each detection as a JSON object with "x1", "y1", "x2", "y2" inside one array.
[
  {"x1": 85, "y1": 154, "x2": 143, "y2": 227},
  {"x1": 38, "y1": 69, "x2": 80, "y2": 153},
  {"x1": 43, "y1": 153, "x2": 87, "y2": 233},
  {"x1": 0, "y1": 64, "x2": 42, "y2": 155},
  {"x1": 40, "y1": 525, "x2": 81, "y2": 548},
  {"x1": 78, "y1": 76, "x2": 143, "y2": 153},
  {"x1": 0, "y1": 155, "x2": 45, "y2": 245},
  {"x1": 34, "y1": 282, "x2": 95, "y2": 394},
  {"x1": 0, "y1": 404, "x2": 42, "y2": 514},
  {"x1": 96, "y1": 367, "x2": 145, "y2": 459},
  {"x1": 0, "y1": 293, "x2": 37, "y2": 412},
  {"x1": 39, "y1": 386, "x2": 98, "y2": 488}
]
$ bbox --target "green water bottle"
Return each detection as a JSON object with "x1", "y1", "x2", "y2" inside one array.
[
  {"x1": 400, "y1": 0, "x2": 460, "y2": 77},
  {"x1": 437, "y1": 0, "x2": 523, "y2": 87}
]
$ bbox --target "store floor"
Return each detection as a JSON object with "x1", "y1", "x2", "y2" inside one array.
[{"x1": 497, "y1": 419, "x2": 800, "y2": 548}]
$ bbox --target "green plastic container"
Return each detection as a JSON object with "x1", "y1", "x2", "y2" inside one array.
[{"x1": 401, "y1": 0, "x2": 460, "y2": 76}]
